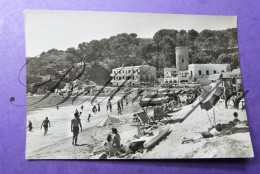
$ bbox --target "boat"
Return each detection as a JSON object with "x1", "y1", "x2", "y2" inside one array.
[{"x1": 143, "y1": 124, "x2": 170, "y2": 149}]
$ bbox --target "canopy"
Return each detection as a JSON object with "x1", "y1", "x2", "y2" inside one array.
[
  {"x1": 97, "y1": 116, "x2": 121, "y2": 126},
  {"x1": 200, "y1": 87, "x2": 224, "y2": 111}
]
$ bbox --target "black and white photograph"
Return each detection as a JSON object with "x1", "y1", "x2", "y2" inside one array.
[{"x1": 25, "y1": 10, "x2": 253, "y2": 159}]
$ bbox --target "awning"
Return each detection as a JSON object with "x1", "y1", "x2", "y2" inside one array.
[{"x1": 200, "y1": 87, "x2": 224, "y2": 111}]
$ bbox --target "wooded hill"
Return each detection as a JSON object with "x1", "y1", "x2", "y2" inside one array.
[{"x1": 27, "y1": 28, "x2": 239, "y2": 94}]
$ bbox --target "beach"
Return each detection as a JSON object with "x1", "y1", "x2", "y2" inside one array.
[{"x1": 26, "y1": 93, "x2": 254, "y2": 159}]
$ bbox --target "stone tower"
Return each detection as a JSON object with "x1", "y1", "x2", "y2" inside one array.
[{"x1": 176, "y1": 46, "x2": 189, "y2": 71}]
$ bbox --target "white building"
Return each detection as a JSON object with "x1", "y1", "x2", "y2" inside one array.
[
  {"x1": 188, "y1": 64, "x2": 231, "y2": 77},
  {"x1": 164, "y1": 67, "x2": 178, "y2": 84},
  {"x1": 110, "y1": 65, "x2": 157, "y2": 87}
]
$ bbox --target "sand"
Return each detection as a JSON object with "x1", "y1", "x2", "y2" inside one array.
[{"x1": 26, "y1": 94, "x2": 254, "y2": 159}]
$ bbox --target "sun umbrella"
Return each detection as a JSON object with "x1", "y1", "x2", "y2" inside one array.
[
  {"x1": 200, "y1": 87, "x2": 224, "y2": 111},
  {"x1": 97, "y1": 116, "x2": 121, "y2": 126}
]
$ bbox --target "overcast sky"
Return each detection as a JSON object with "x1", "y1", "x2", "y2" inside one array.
[{"x1": 24, "y1": 10, "x2": 237, "y2": 57}]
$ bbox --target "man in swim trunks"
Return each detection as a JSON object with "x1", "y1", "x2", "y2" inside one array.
[
  {"x1": 71, "y1": 113, "x2": 82, "y2": 145},
  {"x1": 41, "y1": 117, "x2": 50, "y2": 136}
]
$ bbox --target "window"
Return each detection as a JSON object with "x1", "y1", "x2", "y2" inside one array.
[
  {"x1": 182, "y1": 59, "x2": 184, "y2": 62},
  {"x1": 128, "y1": 70, "x2": 131, "y2": 73},
  {"x1": 222, "y1": 70, "x2": 224, "y2": 73},
  {"x1": 119, "y1": 77, "x2": 121, "y2": 80},
  {"x1": 206, "y1": 70, "x2": 209, "y2": 75},
  {"x1": 198, "y1": 70, "x2": 202, "y2": 75},
  {"x1": 122, "y1": 70, "x2": 124, "y2": 73},
  {"x1": 213, "y1": 70, "x2": 216, "y2": 74}
]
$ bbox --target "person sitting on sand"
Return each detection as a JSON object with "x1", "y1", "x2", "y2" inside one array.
[
  {"x1": 182, "y1": 124, "x2": 223, "y2": 144},
  {"x1": 106, "y1": 134, "x2": 115, "y2": 157},
  {"x1": 41, "y1": 117, "x2": 51, "y2": 136},
  {"x1": 71, "y1": 113, "x2": 82, "y2": 146},
  {"x1": 27, "y1": 120, "x2": 33, "y2": 132},
  {"x1": 92, "y1": 105, "x2": 97, "y2": 113},
  {"x1": 231, "y1": 112, "x2": 241, "y2": 125},
  {"x1": 112, "y1": 128, "x2": 121, "y2": 149}
]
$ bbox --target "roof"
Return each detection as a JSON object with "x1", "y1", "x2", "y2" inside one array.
[{"x1": 189, "y1": 64, "x2": 230, "y2": 67}]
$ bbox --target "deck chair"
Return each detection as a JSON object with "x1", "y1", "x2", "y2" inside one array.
[
  {"x1": 154, "y1": 104, "x2": 171, "y2": 121},
  {"x1": 136, "y1": 111, "x2": 151, "y2": 127}
]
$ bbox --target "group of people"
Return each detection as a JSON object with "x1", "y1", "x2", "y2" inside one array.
[
  {"x1": 92, "y1": 104, "x2": 101, "y2": 113},
  {"x1": 182, "y1": 112, "x2": 246, "y2": 144},
  {"x1": 104, "y1": 128, "x2": 121, "y2": 157}
]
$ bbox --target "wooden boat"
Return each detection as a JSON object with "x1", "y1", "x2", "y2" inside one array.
[{"x1": 143, "y1": 125, "x2": 170, "y2": 149}]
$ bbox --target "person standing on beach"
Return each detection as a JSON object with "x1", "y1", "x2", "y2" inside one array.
[
  {"x1": 41, "y1": 117, "x2": 50, "y2": 136},
  {"x1": 81, "y1": 105, "x2": 84, "y2": 110},
  {"x1": 75, "y1": 109, "x2": 79, "y2": 115},
  {"x1": 27, "y1": 120, "x2": 33, "y2": 132},
  {"x1": 56, "y1": 106, "x2": 59, "y2": 110},
  {"x1": 88, "y1": 114, "x2": 91, "y2": 122},
  {"x1": 117, "y1": 101, "x2": 122, "y2": 115},
  {"x1": 126, "y1": 99, "x2": 128, "y2": 106},
  {"x1": 121, "y1": 100, "x2": 124, "y2": 109},
  {"x1": 98, "y1": 104, "x2": 100, "y2": 112},
  {"x1": 71, "y1": 113, "x2": 82, "y2": 145},
  {"x1": 109, "y1": 102, "x2": 112, "y2": 112}
]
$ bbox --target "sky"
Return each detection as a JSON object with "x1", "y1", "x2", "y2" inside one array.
[{"x1": 24, "y1": 10, "x2": 237, "y2": 57}]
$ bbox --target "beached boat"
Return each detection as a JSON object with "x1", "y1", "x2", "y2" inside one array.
[{"x1": 143, "y1": 124, "x2": 170, "y2": 149}]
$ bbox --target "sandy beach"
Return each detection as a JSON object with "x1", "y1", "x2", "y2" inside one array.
[{"x1": 26, "y1": 93, "x2": 254, "y2": 159}]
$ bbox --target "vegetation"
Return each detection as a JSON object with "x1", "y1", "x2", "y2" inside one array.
[{"x1": 26, "y1": 28, "x2": 239, "y2": 94}]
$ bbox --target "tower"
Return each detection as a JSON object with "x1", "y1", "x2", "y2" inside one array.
[{"x1": 176, "y1": 46, "x2": 189, "y2": 71}]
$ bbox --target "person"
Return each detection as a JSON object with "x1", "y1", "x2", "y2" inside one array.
[
  {"x1": 92, "y1": 105, "x2": 97, "y2": 113},
  {"x1": 117, "y1": 101, "x2": 122, "y2": 115},
  {"x1": 81, "y1": 105, "x2": 84, "y2": 110},
  {"x1": 182, "y1": 124, "x2": 223, "y2": 144},
  {"x1": 71, "y1": 113, "x2": 82, "y2": 145},
  {"x1": 112, "y1": 128, "x2": 121, "y2": 149},
  {"x1": 88, "y1": 114, "x2": 91, "y2": 122},
  {"x1": 75, "y1": 109, "x2": 79, "y2": 115},
  {"x1": 133, "y1": 114, "x2": 138, "y2": 122},
  {"x1": 106, "y1": 134, "x2": 115, "y2": 157},
  {"x1": 109, "y1": 102, "x2": 112, "y2": 112},
  {"x1": 121, "y1": 100, "x2": 124, "y2": 109},
  {"x1": 41, "y1": 117, "x2": 51, "y2": 136},
  {"x1": 106, "y1": 103, "x2": 109, "y2": 111},
  {"x1": 27, "y1": 120, "x2": 33, "y2": 132},
  {"x1": 232, "y1": 112, "x2": 241, "y2": 125},
  {"x1": 126, "y1": 98, "x2": 129, "y2": 106},
  {"x1": 56, "y1": 105, "x2": 59, "y2": 110},
  {"x1": 98, "y1": 104, "x2": 100, "y2": 112}
]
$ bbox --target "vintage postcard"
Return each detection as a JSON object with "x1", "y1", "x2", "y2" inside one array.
[{"x1": 24, "y1": 10, "x2": 253, "y2": 159}]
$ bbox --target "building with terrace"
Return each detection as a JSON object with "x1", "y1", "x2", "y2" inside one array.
[{"x1": 110, "y1": 65, "x2": 157, "y2": 87}]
